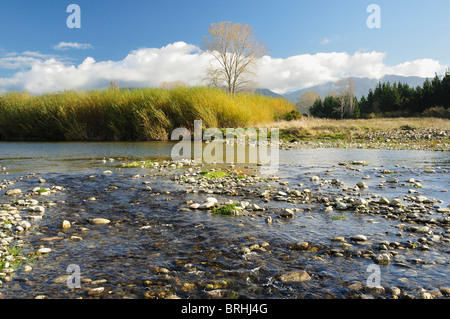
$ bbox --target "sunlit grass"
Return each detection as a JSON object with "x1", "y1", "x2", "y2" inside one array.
[{"x1": 0, "y1": 87, "x2": 295, "y2": 141}]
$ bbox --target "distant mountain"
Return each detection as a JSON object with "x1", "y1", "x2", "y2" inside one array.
[
  {"x1": 253, "y1": 88, "x2": 283, "y2": 98},
  {"x1": 280, "y1": 75, "x2": 428, "y2": 103}
]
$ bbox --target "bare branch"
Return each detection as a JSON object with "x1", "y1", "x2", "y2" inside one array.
[{"x1": 202, "y1": 22, "x2": 267, "y2": 94}]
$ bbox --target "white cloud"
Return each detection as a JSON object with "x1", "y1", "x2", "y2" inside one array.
[
  {"x1": 320, "y1": 38, "x2": 331, "y2": 45},
  {"x1": 256, "y1": 51, "x2": 446, "y2": 93},
  {"x1": 0, "y1": 42, "x2": 446, "y2": 94},
  {"x1": 0, "y1": 51, "x2": 57, "y2": 70},
  {"x1": 53, "y1": 42, "x2": 93, "y2": 50}
]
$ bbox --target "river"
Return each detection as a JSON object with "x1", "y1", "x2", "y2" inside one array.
[{"x1": 0, "y1": 141, "x2": 449, "y2": 299}]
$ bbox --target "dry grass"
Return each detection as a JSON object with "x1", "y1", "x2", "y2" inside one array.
[
  {"x1": 260, "y1": 117, "x2": 450, "y2": 142},
  {"x1": 0, "y1": 87, "x2": 295, "y2": 141},
  {"x1": 265, "y1": 117, "x2": 449, "y2": 135}
]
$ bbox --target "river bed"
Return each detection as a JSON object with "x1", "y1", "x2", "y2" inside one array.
[{"x1": 0, "y1": 142, "x2": 449, "y2": 299}]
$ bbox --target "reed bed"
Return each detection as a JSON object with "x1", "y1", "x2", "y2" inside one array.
[{"x1": 0, "y1": 87, "x2": 294, "y2": 141}]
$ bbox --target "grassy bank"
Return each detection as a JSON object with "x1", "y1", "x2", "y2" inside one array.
[
  {"x1": 0, "y1": 87, "x2": 294, "y2": 141},
  {"x1": 268, "y1": 117, "x2": 450, "y2": 141},
  {"x1": 267, "y1": 117, "x2": 450, "y2": 151}
]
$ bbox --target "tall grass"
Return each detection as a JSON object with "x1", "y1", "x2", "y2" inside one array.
[{"x1": 0, "y1": 87, "x2": 294, "y2": 141}]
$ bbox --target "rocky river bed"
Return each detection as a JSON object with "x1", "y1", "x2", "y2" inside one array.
[{"x1": 0, "y1": 145, "x2": 449, "y2": 299}]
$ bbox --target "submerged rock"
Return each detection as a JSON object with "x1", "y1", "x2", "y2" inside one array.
[
  {"x1": 278, "y1": 270, "x2": 311, "y2": 283},
  {"x1": 89, "y1": 218, "x2": 111, "y2": 225},
  {"x1": 5, "y1": 189, "x2": 21, "y2": 196}
]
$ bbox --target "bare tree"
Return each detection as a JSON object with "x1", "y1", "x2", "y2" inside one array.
[
  {"x1": 335, "y1": 77, "x2": 355, "y2": 119},
  {"x1": 202, "y1": 21, "x2": 267, "y2": 94}
]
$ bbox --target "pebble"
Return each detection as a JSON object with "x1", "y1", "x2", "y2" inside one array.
[
  {"x1": 86, "y1": 287, "x2": 105, "y2": 296},
  {"x1": 278, "y1": 270, "x2": 311, "y2": 283},
  {"x1": 389, "y1": 199, "x2": 403, "y2": 207},
  {"x1": 61, "y1": 220, "x2": 71, "y2": 229},
  {"x1": 29, "y1": 206, "x2": 45, "y2": 214},
  {"x1": 88, "y1": 218, "x2": 111, "y2": 225},
  {"x1": 37, "y1": 247, "x2": 52, "y2": 254},
  {"x1": 374, "y1": 253, "x2": 391, "y2": 264},
  {"x1": 280, "y1": 208, "x2": 294, "y2": 218},
  {"x1": 5, "y1": 189, "x2": 21, "y2": 196},
  {"x1": 353, "y1": 198, "x2": 368, "y2": 206},
  {"x1": 350, "y1": 235, "x2": 367, "y2": 242},
  {"x1": 356, "y1": 181, "x2": 368, "y2": 189}
]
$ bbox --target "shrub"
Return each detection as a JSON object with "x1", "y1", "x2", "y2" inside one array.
[{"x1": 422, "y1": 106, "x2": 450, "y2": 119}]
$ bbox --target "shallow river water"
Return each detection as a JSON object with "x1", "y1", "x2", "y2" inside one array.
[{"x1": 0, "y1": 142, "x2": 449, "y2": 299}]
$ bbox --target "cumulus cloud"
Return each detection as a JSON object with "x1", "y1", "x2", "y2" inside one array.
[
  {"x1": 0, "y1": 42, "x2": 446, "y2": 94},
  {"x1": 256, "y1": 51, "x2": 446, "y2": 93},
  {"x1": 53, "y1": 42, "x2": 93, "y2": 50},
  {"x1": 0, "y1": 51, "x2": 57, "y2": 70}
]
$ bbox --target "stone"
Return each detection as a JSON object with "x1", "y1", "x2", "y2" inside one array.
[
  {"x1": 310, "y1": 176, "x2": 320, "y2": 182},
  {"x1": 69, "y1": 236, "x2": 83, "y2": 242},
  {"x1": 379, "y1": 197, "x2": 390, "y2": 204},
  {"x1": 439, "y1": 287, "x2": 450, "y2": 295},
  {"x1": 415, "y1": 196, "x2": 428, "y2": 203},
  {"x1": 198, "y1": 198, "x2": 218, "y2": 210},
  {"x1": 86, "y1": 287, "x2": 105, "y2": 296},
  {"x1": 350, "y1": 234, "x2": 367, "y2": 242},
  {"x1": 417, "y1": 291, "x2": 433, "y2": 299},
  {"x1": 356, "y1": 181, "x2": 368, "y2": 189},
  {"x1": 61, "y1": 220, "x2": 71, "y2": 229},
  {"x1": 156, "y1": 267, "x2": 170, "y2": 274},
  {"x1": 347, "y1": 281, "x2": 364, "y2": 291},
  {"x1": 278, "y1": 270, "x2": 311, "y2": 283},
  {"x1": 374, "y1": 253, "x2": 391, "y2": 264},
  {"x1": 280, "y1": 208, "x2": 294, "y2": 218},
  {"x1": 353, "y1": 198, "x2": 368, "y2": 206},
  {"x1": 336, "y1": 202, "x2": 348, "y2": 210},
  {"x1": 29, "y1": 206, "x2": 45, "y2": 214},
  {"x1": 37, "y1": 247, "x2": 52, "y2": 254},
  {"x1": 89, "y1": 218, "x2": 111, "y2": 225},
  {"x1": 5, "y1": 189, "x2": 21, "y2": 196},
  {"x1": 291, "y1": 242, "x2": 309, "y2": 250},
  {"x1": 18, "y1": 220, "x2": 31, "y2": 230},
  {"x1": 389, "y1": 199, "x2": 402, "y2": 207},
  {"x1": 390, "y1": 287, "x2": 401, "y2": 296},
  {"x1": 386, "y1": 177, "x2": 399, "y2": 183}
]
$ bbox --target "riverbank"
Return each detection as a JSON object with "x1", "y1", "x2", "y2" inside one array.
[
  {"x1": 0, "y1": 146, "x2": 449, "y2": 299},
  {"x1": 273, "y1": 117, "x2": 450, "y2": 151},
  {"x1": 0, "y1": 87, "x2": 293, "y2": 141}
]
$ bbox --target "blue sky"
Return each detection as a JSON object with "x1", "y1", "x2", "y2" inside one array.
[{"x1": 0, "y1": 0, "x2": 449, "y2": 94}]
